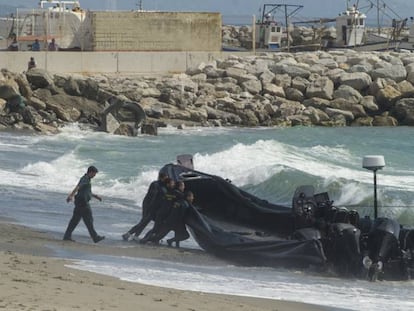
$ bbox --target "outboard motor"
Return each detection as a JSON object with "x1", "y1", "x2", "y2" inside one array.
[
  {"x1": 361, "y1": 217, "x2": 401, "y2": 281},
  {"x1": 326, "y1": 222, "x2": 361, "y2": 276},
  {"x1": 399, "y1": 228, "x2": 414, "y2": 280}
]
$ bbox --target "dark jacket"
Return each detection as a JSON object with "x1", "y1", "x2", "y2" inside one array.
[
  {"x1": 142, "y1": 180, "x2": 166, "y2": 217},
  {"x1": 74, "y1": 174, "x2": 92, "y2": 207}
]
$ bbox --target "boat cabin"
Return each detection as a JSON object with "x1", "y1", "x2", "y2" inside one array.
[
  {"x1": 335, "y1": 5, "x2": 366, "y2": 47},
  {"x1": 255, "y1": 14, "x2": 283, "y2": 49},
  {"x1": 39, "y1": 0, "x2": 81, "y2": 10}
]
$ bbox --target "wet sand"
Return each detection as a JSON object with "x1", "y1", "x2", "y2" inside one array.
[{"x1": 0, "y1": 220, "x2": 335, "y2": 311}]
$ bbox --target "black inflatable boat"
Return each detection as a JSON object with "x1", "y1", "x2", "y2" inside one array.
[{"x1": 159, "y1": 158, "x2": 414, "y2": 281}]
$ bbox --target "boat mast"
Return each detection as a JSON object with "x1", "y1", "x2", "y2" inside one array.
[
  {"x1": 137, "y1": 0, "x2": 143, "y2": 10},
  {"x1": 377, "y1": 0, "x2": 380, "y2": 34}
]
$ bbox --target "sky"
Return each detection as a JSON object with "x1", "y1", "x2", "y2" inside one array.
[{"x1": 9, "y1": 0, "x2": 414, "y2": 21}]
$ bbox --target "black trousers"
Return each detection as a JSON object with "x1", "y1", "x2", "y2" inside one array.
[
  {"x1": 128, "y1": 214, "x2": 152, "y2": 236},
  {"x1": 64, "y1": 204, "x2": 98, "y2": 240}
]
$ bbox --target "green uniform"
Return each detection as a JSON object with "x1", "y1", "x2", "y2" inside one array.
[
  {"x1": 75, "y1": 175, "x2": 92, "y2": 207},
  {"x1": 64, "y1": 174, "x2": 100, "y2": 242}
]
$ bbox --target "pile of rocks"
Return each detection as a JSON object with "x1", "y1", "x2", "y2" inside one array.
[
  {"x1": 0, "y1": 69, "x2": 104, "y2": 133},
  {"x1": 180, "y1": 49, "x2": 414, "y2": 127},
  {"x1": 222, "y1": 25, "x2": 253, "y2": 49},
  {"x1": 1, "y1": 49, "x2": 414, "y2": 135},
  {"x1": 222, "y1": 24, "x2": 337, "y2": 49}
]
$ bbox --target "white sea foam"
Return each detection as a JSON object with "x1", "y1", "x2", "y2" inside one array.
[
  {"x1": 67, "y1": 255, "x2": 414, "y2": 311},
  {"x1": 193, "y1": 139, "x2": 414, "y2": 192},
  {"x1": 2, "y1": 128, "x2": 414, "y2": 215}
]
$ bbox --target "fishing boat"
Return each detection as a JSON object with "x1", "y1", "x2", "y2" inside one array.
[
  {"x1": 10, "y1": 0, "x2": 86, "y2": 51},
  {"x1": 334, "y1": 4, "x2": 367, "y2": 47},
  {"x1": 224, "y1": 1, "x2": 414, "y2": 52}
]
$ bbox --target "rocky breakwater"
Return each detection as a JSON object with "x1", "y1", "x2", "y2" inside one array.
[
  {"x1": 0, "y1": 69, "x2": 105, "y2": 134},
  {"x1": 183, "y1": 50, "x2": 414, "y2": 127},
  {"x1": 2, "y1": 49, "x2": 414, "y2": 135}
]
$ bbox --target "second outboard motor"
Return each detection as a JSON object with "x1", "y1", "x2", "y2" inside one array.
[
  {"x1": 362, "y1": 217, "x2": 401, "y2": 281},
  {"x1": 398, "y1": 228, "x2": 414, "y2": 280},
  {"x1": 326, "y1": 223, "x2": 361, "y2": 276}
]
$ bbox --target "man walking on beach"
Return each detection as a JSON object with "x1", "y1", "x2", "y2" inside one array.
[{"x1": 63, "y1": 166, "x2": 105, "y2": 243}]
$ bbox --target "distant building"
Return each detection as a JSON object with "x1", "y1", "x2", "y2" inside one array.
[{"x1": 12, "y1": 1, "x2": 222, "y2": 52}]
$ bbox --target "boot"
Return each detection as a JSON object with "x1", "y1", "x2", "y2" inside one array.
[
  {"x1": 122, "y1": 232, "x2": 131, "y2": 241},
  {"x1": 93, "y1": 235, "x2": 105, "y2": 243}
]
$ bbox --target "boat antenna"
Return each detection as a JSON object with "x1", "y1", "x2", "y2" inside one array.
[
  {"x1": 137, "y1": 0, "x2": 143, "y2": 10},
  {"x1": 363, "y1": 155, "x2": 385, "y2": 219}
]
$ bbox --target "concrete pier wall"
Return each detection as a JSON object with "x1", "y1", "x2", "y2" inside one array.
[
  {"x1": 86, "y1": 11, "x2": 222, "y2": 52},
  {"x1": 0, "y1": 51, "x2": 252, "y2": 74}
]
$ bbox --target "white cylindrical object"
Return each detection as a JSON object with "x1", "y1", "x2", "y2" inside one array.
[{"x1": 362, "y1": 155, "x2": 385, "y2": 170}]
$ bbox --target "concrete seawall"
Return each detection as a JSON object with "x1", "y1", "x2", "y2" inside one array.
[{"x1": 0, "y1": 51, "x2": 252, "y2": 74}]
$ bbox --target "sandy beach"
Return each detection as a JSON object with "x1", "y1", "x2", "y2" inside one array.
[{"x1": 0, "y1": 220, "x2": 337, "y2": 311}]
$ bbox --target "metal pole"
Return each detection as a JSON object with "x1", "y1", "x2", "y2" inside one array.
[
  {"x1": 285, "y1": 5, "x2": 289, "y2": 52},
  {"x1": 377, "y1": 0, "x2": 380, "y2": 35},
  {"x1": 252, "y1": 15, "x2": 256, "y2": 53},
  {"x1": 373, "y1": 169, "x2": 378, "y2": 219}
]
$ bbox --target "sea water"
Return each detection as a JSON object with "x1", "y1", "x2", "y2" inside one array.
[{"x1": 1, "y1": 125, "x2": 414, "y2": 310}]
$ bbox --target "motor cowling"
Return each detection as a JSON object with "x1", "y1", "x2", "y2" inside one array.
[
  {"x1": 362, "y1": 217, "x2": 401, "y2": 281},
  {"x1": 326, "y1": 223, "x2": 361, "y2": 276},
  {"x1": 367, "y1": 218, "x2": 400, "y2": 261},
  {"x1": 398, "y1": 228, "x2": 414, "y2": 280}
]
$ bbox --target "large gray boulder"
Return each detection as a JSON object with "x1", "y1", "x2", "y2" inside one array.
[
  {"x1": 325, "y1": 107, "x2": 354, "y2": 122},
  {"x1": 372, "y1": 113, "x2": 398, "y2": 126},
  {"x1": 14, "y1": 74, "x2": 32, "y2": 99},
  {"x1": 291, "y1": 76, "x2": 309, "y2": 93},
  {"x1": 315, "y1": 58, "x2": 338, "y2": 69},
  {"x1": 26, "y1": 68, "x2": 54, "y2": 89},
  {"x1": 375, "y1": 85, "x2": 402, "y2": 110},
  {"x1": 360, "y1": 96, "x2": 379, "y2": 113},
  {"x1": 0, "y1": 80, "x2": 20, "y2": 100},
  {"x1": 285, "y1": 87, "x2": 304, "y2": 102},
  {"x1": 407, "y1": 71, "x2": 414, "y2": 85},
  {"x1": 371, "y1": 65, "x2": 407, "y2": 83},
  {"x1": 396, "y1": 80, "x2": 414, "y2": 97},
  {"x1": 274, "y1": 74, "x2": 292, "y2": 89},
  {"x1": 263, "y1": 83, "x2": 285, "y2": 97},
  {"x1": 349, "y1": 63, "x2": 373, "y2": 74},
  {"x1": 334, "y1": 85, "x2": 362, "y2": 105},
  {"x1": 391, "y1": 98, "x2": 414, "y2": 125},
  {"x1": 325, "y1": 68, "x2": 346, "y2": 84},
  {"x1": 270, "y1": 64, "x2": 311, "y2": 79},
  {"x1": 306, "y1": 77, "x2": 334, "y2": 100},
  {"x1": 275, "y1": 98, "x2": 304, "y2": 118},
  {"x1": 338, "y1": 72, "x2": 372, "y2": 91},
  {"x1": 242, "y1": 79, "x2": 262, "y2": 95},
  {"x1": 63, "y1": 77, "x2": 82, "y2": 96},
  {"x1": 259, "y1": 69, "x2": 275, "y2": 84}
]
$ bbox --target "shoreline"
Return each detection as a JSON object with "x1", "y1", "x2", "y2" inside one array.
[{"x1": 0, "y1": 220, "x2": 340, "y2": 311}]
